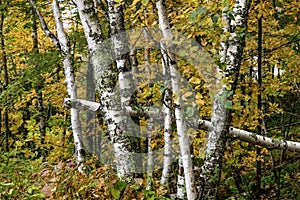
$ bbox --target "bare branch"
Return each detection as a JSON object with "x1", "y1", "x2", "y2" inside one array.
[
  {"x1": 63, "y1": 98, "x2": 164, "y2": 119},
  {"x1": 28, "y1": 0, "x2": 61, "y2": 52},
  {"x1": 198, "y1": 120, "x2": 300, "y2": 153},
  {"x1": 64, "y1": 97, "x2": 300, "y2": 153}
]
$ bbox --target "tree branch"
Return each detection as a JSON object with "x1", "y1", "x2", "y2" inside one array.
[
  {"x1": 64, "y1": 98, "x2": 300, "y2": 153},
  {"x1": 198, "y1": 120, "x2": 300, "y2": 153},
  {"x1": 28, "y1": 0, "x2": 62, "y2": 52},
  {"x1": 63, "y1": 98, "x2": 164, "y2": 119}
]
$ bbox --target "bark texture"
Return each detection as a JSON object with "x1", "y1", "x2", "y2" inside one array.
[
  {"x1": 63, "y1": 98, "x2": 300, "y2": 153},
  {"x1": 52, "y1": 0, "x2": 86, "y2": 172},
  {"x1": 156, "y1": 0, "x2": 196, "y2": 199},
  {"x1": 199, "y1": 1, "x2": 251, "y2": 199},
  {"x1": 28, "y1": 0, "x2": 86, "y2": 171},
  {"x1": 160, "y1": 57, "x2": 173, "y2": 185},
  {"x1": 107, "y1": 0, "x2": 137, "y2": 180},
  {"x1": 75, "y1": 0, "x2": 135, "y2": 181}
]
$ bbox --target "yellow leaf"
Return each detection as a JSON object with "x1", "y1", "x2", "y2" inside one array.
[
  {"x1": 189, "y1": 77, "x2": 201, "y2": 85},
  {"x1": 184, "y1": 91, "x2": 193, "y2": 97},
  {"x1": 132, "y1": 0, "x2": 140, "y2": 6},
  {"x1": 196, "y1": 99, "x2": 205, "y2": 105}
]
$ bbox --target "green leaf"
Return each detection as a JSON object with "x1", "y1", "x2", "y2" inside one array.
[
  {"x1": 186, "y1": 107, "x2": 195, "y2": 117},
  {"x1": 225, "y1": 100, "x2": 232, "y2": 109},
  {"x1": 210, "y1": 14, "x2": 219, "y2": 24},
  {"x1": 111, "y1": 188, "x2": 120, "y2": 200},
  {"x1": 143, "y1": 0, "x2": 149, "y2": 5},
  {"x1": 114, "y1": 180, "x2": 127, "y2": 190},
  {"x1": 226, "y1": 90, "x2": 233, "y2": 97},
  {"x1": 190, "y1": 6, "x2": 207, "y2": 21}
]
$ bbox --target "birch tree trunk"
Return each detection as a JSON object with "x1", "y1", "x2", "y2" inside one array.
[
  {"x1": 199, "y1": 1, "x2": 251, "y2": 199},
  {"x1": 28, "y1": 0, "x2": 86, "y2": 171},
  {"x1": 156, "y1": 1, "x2": 196, "y2": 199},
  {"x1": 107, "y1": 0, "x2": 137, "y2": 179},
  {"x1": 160, "y1": 44, "x2": 173, "y2": 186},
  {"x1": 146, "y1": 117, "x2": 154, "y2": 190},
  {"x1": 52, "y1": 0, "x2": 86, "y2": 171},
  {"x1": 177, "y1": 157, "x2": 186, "y2": 199},
  {"x1": 142, "y1": 39, "x2": 155, "y2": 189},
  {"x1": 75, "y1": 0, "x2": 134, "y2": 181}
]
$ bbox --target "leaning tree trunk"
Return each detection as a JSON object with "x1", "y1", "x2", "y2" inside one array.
[
  {"x1": 156, "y1": 0, "x2": 196, "y2": 199},
  {"x1": 63, "y1": 98, "x2": 300, "y2": 153},
  {"x1": 28, "y1": 0, "x2": 86, "y2": 172},
  {"x1": 199, "y1": 1, "x2": 251, "y2": 199}
]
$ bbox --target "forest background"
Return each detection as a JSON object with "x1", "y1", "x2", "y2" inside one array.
[{"x1": 0, "y1": 0, "x2": 299, "y2": 199}]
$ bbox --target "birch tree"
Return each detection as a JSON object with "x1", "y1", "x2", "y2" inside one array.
[
  {"x1": 107, "y1": 0, "x2": 139, "y2": 178},
  {"x1": 199, "y1": 0, "x2": 251, "y2": 199},
  {"x1": 156, "y1": 0, "x2": 196, "y2": 199},
  {"x1": 28, "y1": 0, "x2": 86, "y2": 172},
  {"x1": 62, "y1": 97, "x2": 300, "y2": 153},
  {"x1": 74, "y1": 0, "x2": 135, "y2": 181},
  {"x1": 160, "y1": 48, "x2": 173, "y2": 186}
]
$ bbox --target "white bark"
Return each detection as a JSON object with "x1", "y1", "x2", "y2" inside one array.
[
  {"x1": 107, "y1": 0, "x2": 134, "y2": 106},
  {"x1": 107, "y1": 0, "x2": 138, "y2": 179},
  {"x1": 146, "y1": 117, "x2": 154, "y2": 190},
  {"x1": 156, "y1": 0, "x2": 196, "y2": 199},
  {"x1": 52, "y1": 0, "x2": 86, "y2": 172},
  {"x1": 75, "y1": 0, "x2": 135, "y2": 181},
  {"x1": 74, "y1": 0, "x2": 103, "y2": 52},
  {"x1": 177, "y1": 157, "x2": 186, "y2": 199},
  {"x1": 200, "y1": 0, "x2": 251, "y2": 199},
  {"x1": 28, "y1": 0, "x2": 86, "y2": 172},
  {"x1": 161, "y1": 55, "x2": 173, "y2": 185},
  {"x1": 28, "y1": 0, "x2": 60, "y2": 51},
  {"x1": 64, "y1": 98, "x2": 300, "y2": 153},
  {"x1": 63, "y1": 97, "x2": 163, "y2": 118},
  {"x1": 199, "y1": 120, "x2": 300, "y2": 152},
  {"x1": 63, "y1": 98, "x2": 100, "y2": 112}
]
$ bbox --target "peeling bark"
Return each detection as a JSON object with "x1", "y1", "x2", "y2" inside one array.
[
  {"x1": 177, "y1": 157, "x2": 186, "y2": 199},
  {"x1": 107, "y1": 0, "x2": 137, "y2": 180}
]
